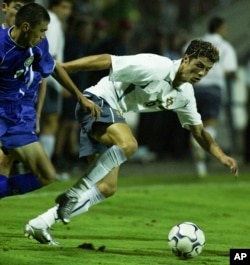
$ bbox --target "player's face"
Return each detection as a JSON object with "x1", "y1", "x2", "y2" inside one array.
[
  {"x1": 2, "y1": 1, "x2": 25, "y2": 27},
  {"x1": 181, "y1": 55, "x2": 214, "y2": 84},
  {"x1": 52, "y1": 1, "x2": 72, "y2": 23},
  {"x1": 25, "y1": 22, "x2": 48, "y2": 47}
]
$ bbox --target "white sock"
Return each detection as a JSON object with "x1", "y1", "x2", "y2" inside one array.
[
  {"x1": 39, "y1": 134, "x2": 56, "y2": 158},
  {"x1": 67, "y1": 145, "x2": 126, "y2": 198},
  {"x1": 28, "y1": 185, "x2": 105, "y2": 229},
  {"x1": 29, "y1": 206, "x2": 58, "y2": 229},
  {"x1": 71, "y1": 185, "x2": 105, "y2": 217}
]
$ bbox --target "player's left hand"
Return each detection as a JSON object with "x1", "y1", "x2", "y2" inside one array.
[
  {"x1": 220, "y1": 156, "x2": 238, "y2": 177},
  {"x1": 78, "y1": 95, "x2": 102, "y2": 119}
]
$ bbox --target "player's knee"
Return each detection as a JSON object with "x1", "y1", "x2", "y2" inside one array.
[
  {"x1": 38, "y1": 167, "x2": 56, "y2": 186},
  {"x1": 119, "y1": 139, "x2": 138, "y2": 158},
  {"x1": 97, "y1": 182, "x2": 117, "y2": 198}
]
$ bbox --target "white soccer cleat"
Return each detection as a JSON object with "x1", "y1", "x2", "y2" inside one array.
[{"x1": 24, "y1": 224, "x2": 59, "y2": 246}]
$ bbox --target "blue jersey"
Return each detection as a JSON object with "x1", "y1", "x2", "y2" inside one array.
[
  {"x1": 0, "y1": 25, "x2": 43, "y2": 105},
  {"x1": 0, "y1": 27, "x2": 55, "y2": 103}
]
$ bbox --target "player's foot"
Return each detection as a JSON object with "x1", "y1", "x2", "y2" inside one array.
[
  {"x1": 55, "y1": 193, "x2": 78, "y2": 224},
  {"x1": 24, "y1": 224, "x2": 59, "y2": 246}
]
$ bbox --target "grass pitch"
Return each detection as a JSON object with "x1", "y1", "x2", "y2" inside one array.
[{"x1": 0, "y1": 161, "x2": 250, "y2": 265}]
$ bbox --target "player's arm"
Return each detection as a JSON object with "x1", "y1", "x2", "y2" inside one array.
[
  {"x1": 61, "y1": 54, "x2": 112, "y2": 73},
  {"x1": 35, "y1": 78, "x2": 47, "y2": 134},
  {"x1": 189, "y1": 124, "x2": 238, "y2": 176},
  {"x1": 52, "y1": 62, "x2": 101, "y2": 119}
]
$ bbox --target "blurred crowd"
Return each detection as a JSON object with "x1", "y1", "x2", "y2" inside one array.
[{"x1": 29, "y1": 0, "x2": 250, "y2": 177}]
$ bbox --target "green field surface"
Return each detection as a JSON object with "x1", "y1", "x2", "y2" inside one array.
[{"x1": 0, "y1": 161, "x2": 249, "y2": 265}]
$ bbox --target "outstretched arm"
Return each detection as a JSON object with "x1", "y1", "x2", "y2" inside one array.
[
  {"x1": 189, "y1": 124, "x2": 238, "y2": 176},
  {"x1": 52, "y1": 62, "x2": 101, "y2": 119},
  {"x1": 61, "y1": 54, "x2": 112, "y2": 73}
]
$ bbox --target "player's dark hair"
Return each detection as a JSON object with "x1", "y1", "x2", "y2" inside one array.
[
  {"x1": 184, "y1": 39, "x2": 219, "y2": 63},
  {"x1": 3, "y1": 0, "x2": 35, "y2": 5},
  {"x1": 48, "y1": 0, "x2": 73, "y2": 9},
  {"x1": 208, "y1": 17, "x2": 225, "y2": 33},
  {"x1": 15, "y1": 3, "x2": 50, "y2": 28}
]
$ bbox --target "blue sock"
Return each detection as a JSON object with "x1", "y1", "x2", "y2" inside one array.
[
  {"x1": 0, "y1": 174, "x2": 13, "y2": 198},
  {"x1": 8, "y1": 173, "x2": 42, "y2": 194}
]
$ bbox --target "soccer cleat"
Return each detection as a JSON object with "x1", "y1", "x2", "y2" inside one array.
[
  {"x1": 55, "y1": 193, "x2": 78, "y2": 224},
  {"x1": 24, "y1": 224, "x2": 59, "y2": 246}
]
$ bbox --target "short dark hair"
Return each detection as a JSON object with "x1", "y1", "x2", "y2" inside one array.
[
  {"x1": 48, "y1": 0, "x2": 74, "y2": 9},
  {"x1": 15, "y1": 3, "x2": 50, "y2": 28},
  {"x1": 208, "y1": 17, "x2": 225, "y2": 33},
  {"x1": 184, "y1": 39, "x2": 219, "y2": 63},
  {"x1": 3, "y1": 0, "x2": 34, "y2": 5}
]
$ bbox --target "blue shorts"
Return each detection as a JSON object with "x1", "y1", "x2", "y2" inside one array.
[
  {"x1": 194, "y1": 85, "x2": 222, "y2": 120},
  {"x1": 76, "y1": 92, "x2": 126, "y2": 158},
  {"x1": 0, "y1": 102, "x2": 38, "y2": 150}
]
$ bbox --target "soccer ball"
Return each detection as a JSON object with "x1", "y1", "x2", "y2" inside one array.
[{"x1": 167, "y1": 222, "x2": 205, "y2": 259}]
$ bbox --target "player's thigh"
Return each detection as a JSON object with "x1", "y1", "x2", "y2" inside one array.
[
  {"x1": 0, "y1": 149, "x2": 15, "y2": 177},
  {"x1": 10, "y1": 142, "x2": 56, "y2": 179},
  {"x1": 92, "y1": 123, "x2": 138, "y2": 151}
]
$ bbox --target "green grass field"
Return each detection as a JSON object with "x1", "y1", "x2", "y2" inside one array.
[{"x1": 0, "y1": 161, "x2": 249, "y2": 265}]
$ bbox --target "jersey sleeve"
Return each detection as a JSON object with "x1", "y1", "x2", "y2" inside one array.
[
  {"x1": 175, "y1": 85, "x2": 202, "y2": 129},
  {"x1": 110, "y1": 54, "x2": 172, "y2": 83},
  {"x1": 33, "y1": 38, "x2": 56, "y2": 78}
]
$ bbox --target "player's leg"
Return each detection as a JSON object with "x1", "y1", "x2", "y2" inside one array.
[
  {"x1": 0, "y1": 148, "x2": 15, "y2": 176},
  {"x1": 24, "y1": 169, "x2": 118, "y2": 244},
  {"x1": 39, "y1": 113, "x2": 59, "y2": 159},
  {"x1": 40, "y1": 85, "x2": 62, "y2": 159},
  {"x1": 0, "y1": 147, "x2": 44, "y2": 198},
  {"x1": 9, "y1": 141, "x2": 56, "y2": 186},
  {"x1": 56, "y1": 122, "x2": 137, "y2": 224},
  {"x1": 191, "y1": 85, "x2": 221, "y2": 177}
]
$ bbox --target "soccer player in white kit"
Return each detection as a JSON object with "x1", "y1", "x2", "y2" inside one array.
[{"x1": 25, "y1": 39, "x2": 238, "y2": 245}]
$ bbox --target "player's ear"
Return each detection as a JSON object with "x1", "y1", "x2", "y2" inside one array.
[
  {"x1": 21, "y1": 22, "x2": 31, "y2": 32},
  {"x1": 2, "y1": 3, "x2": 8, "y2": 13},
  {"x1": 183, "y1": 54, "x2": 190, "y2": 64}
]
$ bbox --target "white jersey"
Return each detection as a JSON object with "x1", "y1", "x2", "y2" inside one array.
[
  {"x1": 45, "y1": 10, "x2": 65, "y2": 91},
  {"x1": 197, "y1": 33, "x2": 238, "y2": 89},
  {"x1": 85, "y1": 54, "x2": 202, "y2": 129}
]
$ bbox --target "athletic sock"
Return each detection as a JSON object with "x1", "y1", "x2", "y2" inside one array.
[
  {"x1": 0, "y1": 173, "x2": 42, "y2": 198},
  {"x1": 71, "y1": 185, "x2": 105, "y2": 217},
  {"x1": 29, "y1": 185, "x2": 105, "y2": 229},
  {"x1": 66, "y1": 145, "x2": 126, "y2": 198},
  {"x1": 39, "y1": 134, "x2": 56, "y2": 158}
]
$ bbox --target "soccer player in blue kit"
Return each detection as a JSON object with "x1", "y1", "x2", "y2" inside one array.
[
  {"x1": 0, "y1": 0, "x2": 48, "y2": 196},
  {"x1": 0, "y1": 3, "x2": 101, "y2": 198}
]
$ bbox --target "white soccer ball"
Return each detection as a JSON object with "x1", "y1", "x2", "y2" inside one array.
[{"x1": 167, "y1": 222, "x2": 205, "y2": 259}]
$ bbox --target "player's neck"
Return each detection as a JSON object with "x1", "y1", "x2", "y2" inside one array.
[
  {"x1": 9, "y1": 27, "x2": 26, "y2": 48},
  {"x1": 172, "y1": 74, "x2": 183, "y2": 88}
]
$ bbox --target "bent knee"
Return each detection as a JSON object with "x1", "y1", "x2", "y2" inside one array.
[
  {"x1": 38, "y1": 168, "x2": 56, "y2": 186},
  {"x1": 119, "y1": 139, "x2": 138, "y2": 158}
]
